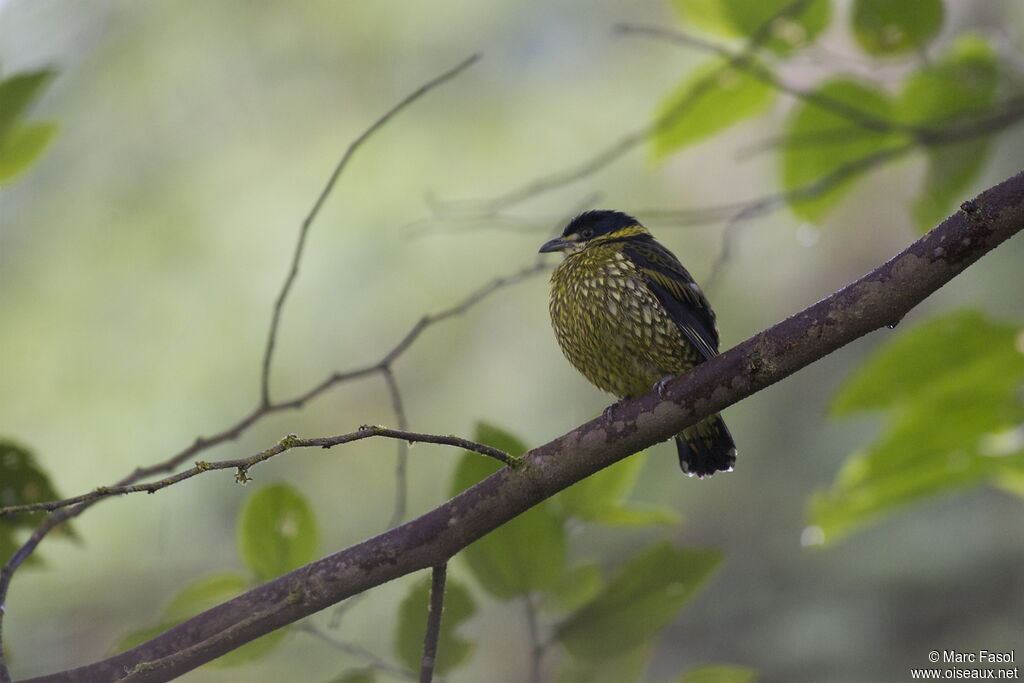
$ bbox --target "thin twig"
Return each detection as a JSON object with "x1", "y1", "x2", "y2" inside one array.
[
  {"x1": 701, "y1": 143, "x2": 915, "y2": 291},
  {"x1": 429, "y1": 0, "x2": 814, "y2": 215},
  {"x1": 615, "y1": 23, "x2": 925, "y2": 139},
  {"x1": 382, "y1": 261, "x2": 550, "y2": 366},
  {"x1": 298, "y1": 621, "x2": 416, "y2": 681},
  {"x1": 419, "y1": 564, "x2": 448, "y2": 683},
  {"x1": 523, "y1": 593, "x2": 544, "y2": 683},
  {"x1": 0, "y1": 427, "x2": 517, "y2": 518},
  {"x1": 382, "y1": 366, "x2": 411, "y2": 528},
  {"x1": 328, "y1": 588, "x2": 370, "y2": 630},
  {"x1": 259, "y1": 54, "x2": 480, "y2": 408}
]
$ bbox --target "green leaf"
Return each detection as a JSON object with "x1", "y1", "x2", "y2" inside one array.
[
  {"x1": 585, "y1": 503, "x2": 681, "y2": 527},
  {"x1": 553, "y1": 454, "x2": 643, "y2": 519},
  {"x1": 0, "y1": 439, "x2": 70, "y2": 539},
  {"x1": 680, "y1": 663, "x2": 758, "y2": 683},
  {"x1": 831, "y1": 311, "x2": 1016, "y2": 415},
  {"x1": 897, "y1": 35, "x2": 999, "y2": 232},
  {"x1": 551, "y1": 451, "x2": 681, "y2": 527},
  {"x1": 668, "y1": 0, "x2": 831, "y2": 54},
  {"x1": 451, "y1": 423, "x2": 567, "y2": 599},
  {"x1": 169, "y1": 572, "x2": 286, "y2": 666},
  {"x1": 0, "y1": 70, "x2": 54, "y2": 140},
  {"x1": 851, "y1": 0, "x2": 943, "y2": 56},
  {"x1": 911, "y1": 139, "x2": 990, "y2": 232},
  {"x1": 394, "y1": 574, "x2": 476, "y2": 675},
  {"x1": 652, "y1": 60, "x2": 775, "y2": 157},
  {"x1": 116, "y1": 571, "x2": 288, "y2": 665},
  {"x1": 898, "y1": 35, "x2": 998, "y2": 126},
  {"x1": 995, "y1": 466, "x2": 1024, "y2": 499},
  {"x1": 780, "y1": 78, "x2": 906, "y2": 222},
  {"x1": 543, "y1": 561, "x2": 603, "y2": 613},
  {"x1": 556, "y1": 542, "x2": 723, "y2": 660},
  {"x1": 163, "y1": 573, "x2": 250, "y2": 622},
  {"x1": 238, "y1": 483, "x2": 318, "y2": 582},
  {"x1": 0, "y1": 122, "x2": 58, "y2": 184},
  {"x1": 812, "y1": 310, "x2": 1024, "y2": 542}
]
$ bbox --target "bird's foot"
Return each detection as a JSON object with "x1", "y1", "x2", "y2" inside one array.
[
  {"x1": 601, "y1": 398, "x2": 626, "y2": 422},
  {"x1": 655, "y1": 375, "x2": 674, "y2": 399}
]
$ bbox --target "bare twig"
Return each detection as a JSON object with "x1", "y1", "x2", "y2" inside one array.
[
  {"x1": 701, "y1": 143, "x2": 915, "y2": 290},
  {"x1": 298, "y1": 622, "x2": 416, "y2": 681},
  {"x1": 0, "y1": 427, "x2": 517, "y2": 518},
  {"x1": 259, "y1": 54, "x2": 480, "y2": 408},
  {"x1": 419, "y1": 564, "x2": 448, "y2": 683},
  {"x1": 383, "y1": 366, "x2": 411, "y2": 528},
  {"x1": 615, "y1": 23, "x2": 923, "y2": 139},
  {"x1": 429, "y1": 0, "x2": 814, "y2": 215},
  {"x1": 25, "y1": 170, "x2": 1024, "y2": 683},
  {"x1": 523, "y1": 594, "x2": 544, "y2": 683}
]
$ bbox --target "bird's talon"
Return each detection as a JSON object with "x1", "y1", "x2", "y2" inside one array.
[{"x1": 601, "y1": 400, "x2": 623, "y2": 421}]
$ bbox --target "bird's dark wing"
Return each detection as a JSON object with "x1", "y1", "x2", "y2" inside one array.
[{"x1": 622, "y1": 239, "x2": 719, "y2": 360}]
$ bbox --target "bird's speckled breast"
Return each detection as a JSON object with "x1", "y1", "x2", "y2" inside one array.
[{"x1": 548, "y1": 243, "x2": 691, "y2": 398}]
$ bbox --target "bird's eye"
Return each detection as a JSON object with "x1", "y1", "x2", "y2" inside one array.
[{"x1": 580, "y1": 228, "x2": 594, "y2": 239}]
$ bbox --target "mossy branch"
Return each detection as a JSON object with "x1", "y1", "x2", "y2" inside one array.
[{"x1": 0, "y1": 428, "x2": 517, "y2": 518}]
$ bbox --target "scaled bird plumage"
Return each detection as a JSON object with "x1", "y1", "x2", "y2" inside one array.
[{"x1": 540, "y1": 210, "x2": 736, "y2": 477}]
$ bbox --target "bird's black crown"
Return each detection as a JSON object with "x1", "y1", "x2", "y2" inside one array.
[{"x1": 562, "y1": 210, "x2": 641, "y2": 239}]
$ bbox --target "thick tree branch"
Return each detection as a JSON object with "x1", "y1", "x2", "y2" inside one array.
[{"x1": 22, "y1": 171, "x2": 1024, "y2": 683}]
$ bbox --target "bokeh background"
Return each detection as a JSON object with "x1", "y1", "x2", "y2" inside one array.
[{"x1": 1, "y1": 1, "x2": 1023, "y2": 681}]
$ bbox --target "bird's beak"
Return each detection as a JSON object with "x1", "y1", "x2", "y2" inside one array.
[{"x1": 539, "y1": 237, "x2": 573, "y2": 253}]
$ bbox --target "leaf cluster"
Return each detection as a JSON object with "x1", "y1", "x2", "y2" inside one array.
[{"x1": 654, "y1": 0, "x2": 1008, "y2": 231}]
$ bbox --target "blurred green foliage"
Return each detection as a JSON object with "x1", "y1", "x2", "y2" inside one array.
[
  {"x1": 779, "y1": 78, "x2": 905, "y2": 222},
  {"x1": 237, "y1": 482, "x2": 318, "y2": 583},
  {"x1": 118, "y1": 482, "x2": 318, "y2": 666},
  {"x1": 450, "y1": 423, "x2": 568, "y2": 598},
  {"x1": 0, "y1": 440, "x2": 73, "y2": 566},
  {"x1": 394, "y1": 575, "x2": 476, "y2": 675},
  {"x1": 556, "y1": 542, "x2": 723, "y2": 660},
  {"x1": 850, "y1": 0, "x2": 944, "y2": 56},
  {"x1": 2, "y1": 0, "x2": 1023, "y2": 680},
  {"x1": 901, "y1": 36, "x2": 1000, "y2": 230},
  {"x1": 678, "y1": 664, "x2": 757, "y2": 683},
  {"x1": 810, "y1": 311, "x2": 1024, "y2": 543},
  {"x1": 668, "y1": 0, "x2": 831, "y2": 54},
  {"x1": 652, "y1": 60, "x2": 775, "y2": 158},
  {"x1": 0, "y1": 69, "x2": 57, "y2": 184}
]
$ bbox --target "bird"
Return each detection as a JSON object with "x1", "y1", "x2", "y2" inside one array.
[{"x1": 539, "y1": 209, "x2": 736, "y2": 477}]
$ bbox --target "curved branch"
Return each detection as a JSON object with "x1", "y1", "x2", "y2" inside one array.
[
  {"x1": 0, "y1": 427, "x2": 517, "y2": 517},
  {"x1": 259, "y1": 54, "x2": 480, "y2": 407},
  {"x1": 430, "y1": 0, "x2": 814, "y2": 215},
  {"x1": 20, "y1": 171, "x2": 1024, "y2": 683}
]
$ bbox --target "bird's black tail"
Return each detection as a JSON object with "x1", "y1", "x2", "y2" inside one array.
[{"x1": 675, "y1": 413, "x2": 736, "y2": 478}]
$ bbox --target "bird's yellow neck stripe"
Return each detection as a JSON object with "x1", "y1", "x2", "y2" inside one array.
[{"x1": 591, "y1": 224, "x2": 650, "y2": 244}]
